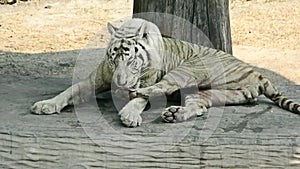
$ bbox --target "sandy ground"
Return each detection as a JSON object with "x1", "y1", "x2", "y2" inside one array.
[{"x1": 0, "y1": 0, "x2": 299, "y2": 83}]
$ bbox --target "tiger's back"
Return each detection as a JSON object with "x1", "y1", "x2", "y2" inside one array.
[
  {"x1": 157, "y1": 37, "x2": 300, "y2": 114},
  {"x1": 160, "y1": 37, "x2": 255, "y2": 88}
]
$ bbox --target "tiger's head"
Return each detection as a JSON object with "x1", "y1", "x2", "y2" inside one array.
[{"x1": 106, "y1": 18, "x2": 163, "y2": 89}]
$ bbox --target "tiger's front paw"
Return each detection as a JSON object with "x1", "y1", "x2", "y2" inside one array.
[
  {"x1": 118, "y1": 97, "x2": 147, "y2": 127},
  {"x1": 30, "y1": 98, "x2": 64, "y2": 115},
  {"x1": 119, "y1": 110, "x2": 142, "y2": 127}
]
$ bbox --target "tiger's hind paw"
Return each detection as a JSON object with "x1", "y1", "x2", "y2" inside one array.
[
  {"x1": 161, "y1": 106, "x2": 185, "y2": 123},
  {"x1": 161, "y1": 106, "x2": 205, "y2": 123},
  {"x1": 241, "y1": 85, "x2": 259, "y2": 103}
]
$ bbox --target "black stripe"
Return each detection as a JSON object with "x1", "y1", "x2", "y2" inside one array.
[
  {"x1": 214, "y1": 65, "x2": 241, "y2": 81},
  {"x1": 273, "y1": 97, "x2": 281, "y2": 104},
  {"x1": 258, "y1": 86, "x2": 264, "y2": 95},
  {"x1": 285, "y1": 100, "x2": 293, "y2": 108},
  {"x1": 115, "y1": 34, "x2": 124, "y2": 39},
  {"x1": 135, "y1": 44, "x2": 148, "y2": 65},
  {"x1": 292, "y1": 104, "x2": 300, "y2": 113},
  {"x1": 168, "y1": 39, "x2": 175, "y2": 53},
  {"x1": 137, "y1": 53, "x2": 145, "y2": 62},
  {"x1": 212, "y1": 64, "x2": 240, "y2": 82},
  {"x1": 225, "y1": 65, "x2": 250, "y2": 79},
  {"x1": 179, "y1": 41, "x2": 185, "y2": 57},
  {"x1": 224, "y1": 65, "x2": 241, "y2": 76},
  {"x1": 226, "y1": 70, "x2": 255, "y2": 85},
  {"x1": 125, "y1": 35, "x2": 138, "y2": 39},
  {"x1": 280, "y1": 98, "x2": 288, "y2": 106},
  {"x1": 172, "y1": 39, "x2": 179, "y2": 54},
  {"x1": 270, "y1": 93, "x2": 281, "y2": 100},
  {"x1": 186, "y1": 45, "x2": 192, "y2": 58},
  {"x1": 137, "y1": 42, "x2": 146, "y2": 50},
  {"x1": 125, "y1": 40, "x2": 132, "y2": 45},
  {"x1": 264, "y1": 81, "x2": 270, "y2": 90},
  {"x1": 168, "y1": 71, "x2": 186, "y2": 82}
]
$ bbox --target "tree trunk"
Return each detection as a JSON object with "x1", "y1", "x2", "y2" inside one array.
[{"x1": 133, "y1": 0, "x2": 232, "y2": 54}]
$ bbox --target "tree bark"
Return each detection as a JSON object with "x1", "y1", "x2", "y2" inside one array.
[{"x1": 133, "y1": 0, "x2": 232, "y2": 54}]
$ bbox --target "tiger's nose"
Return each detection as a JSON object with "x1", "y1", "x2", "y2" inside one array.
[{"x1": 117, "y1": 74, "x2": 127, "y2": 86}]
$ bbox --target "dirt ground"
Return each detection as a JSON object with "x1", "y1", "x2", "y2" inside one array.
[{"x1": 0, "y1": 0, "x2": 299, "y2": 83}]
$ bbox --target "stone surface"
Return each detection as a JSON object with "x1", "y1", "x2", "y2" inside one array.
[{"x1": 1, "y1": 49, "x2": 300, "y2": 168}]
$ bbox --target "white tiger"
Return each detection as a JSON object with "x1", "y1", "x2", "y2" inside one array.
[{"x1": 31, "y1": 18, "x2": 300, "y2": 127}]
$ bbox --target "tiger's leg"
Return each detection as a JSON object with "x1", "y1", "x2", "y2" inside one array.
[
  {"x1": 31, "y1": 61, "x2": 112, "y2": 114},
  {"x1": 30, "y1": 71, "x2": 98, "y2": 114},
  {"x1": 162, "y1": 89, "x2": 251, "y2": 123},
  {"x1": 118, "y1": 97, "x2": 148, "y2": 127},
  {"x1": 121, "y1": 76, "x2": 184, "y2": 127},
  {"x1": 31, "y1": 77, "x2": 94, "y2": 114}
]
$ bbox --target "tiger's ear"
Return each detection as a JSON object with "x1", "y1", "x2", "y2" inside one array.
[
  {"x1": 107, "y1": 22, "x2": 118, "y2": 35},
  {"x1": 137, "y1": 22, "x2": 147, "y2": 38}
]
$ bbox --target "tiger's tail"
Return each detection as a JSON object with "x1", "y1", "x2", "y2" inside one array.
[{"x1": 260, "y1": 77, "x2": 300, "y2": 114}]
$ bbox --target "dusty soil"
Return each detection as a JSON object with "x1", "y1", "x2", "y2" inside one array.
[{"x1": 0, "y1": 0, "x2": 299, "y2": 83}]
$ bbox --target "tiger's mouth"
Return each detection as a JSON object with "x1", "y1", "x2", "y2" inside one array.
[
  {"x1": 114, "y1": 78, "x2": 140, "y2": 90},
  {"x1": 113, "y1": 80, "x2": 140, "y2": 100},
  {"x1": 125, "y1": 80, "x2": 140, "y2": 90}
]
